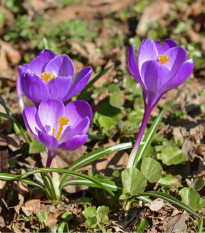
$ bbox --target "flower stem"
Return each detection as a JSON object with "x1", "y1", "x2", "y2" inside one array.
[
  {"x1": 16, "y1": 77, "x2": 25, "y2": 112},
  {"x1": 46, "y1": 152, "x2": 55, "y2": 168},
  {"x1": 127, "y1": 106, "x2": 153, "y2": 168}
]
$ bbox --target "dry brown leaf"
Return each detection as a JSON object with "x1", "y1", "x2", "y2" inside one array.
[
  {"x1": 28, "y1": 0, "x2": 48, "y2": 13},
  {"x1": 12, "y1": 181, "x2": 29, "y2": 197},
  {"x1": 23, "y1": 199, "x2": 41, "y2": 215},
  {"x1": 0, "y1": 40, "x2": 20, "y2": 77},
  {"x1": 0, "y1": 40, "x2": 20, "y2": 65},
  {"x1": 47, "y1": 211, "x2": 64, "y2": 227},
  {"x1": 14, "y1": 193, "x2": 24, "y2": 214},
  {"x1": 164, "y1": 212, "x2": 189, "y2": 233},
  {"x1": 146, "y1": 198, "x2": 166, "y2": 212},
  {"x1": 136, "y1": 1, "x2": 169, "y2": 36},
  {"x1": 0, "y1": 149, "x2": 9, "y2": 206},
  {"x1": 45, "y1": 0, "x2": 136, "y2": 22}
]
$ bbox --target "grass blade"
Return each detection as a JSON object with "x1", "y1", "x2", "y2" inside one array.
[
  {"x1": 135, "y1": 191, "x2": 200, "y2": 218},
  {"x1": 21, "y1": 168, "x2": 114, "y2": 196},
  {"x1": 60, "y1": 142, "x2": 132, "y2": 186},
  {"x1": 68, "y1": 142, "x2": 132, "y2": 171},
  {"x1": 60, "y1": 177, "x2": 121, "y2": 192},
  {"x1": 198, "y1": 217, "x2": 204, "y2": 233},
  {"x1": 0, "y1": 173, "x2": 45, "y2": 191}
]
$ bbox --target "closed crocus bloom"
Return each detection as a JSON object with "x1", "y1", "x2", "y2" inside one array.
[
  {"x1": 128, "y1": 38, "x2": 194, "y2": 109},
  {"x1": 127, "y1": 38, "x2": 194, "y2": 168},
  {"x1": 23, "y1": 99, "x2": 92, "y2": 167},
  {"x1": 18, "y1": 49, "x2": 92, "y2": 107}
]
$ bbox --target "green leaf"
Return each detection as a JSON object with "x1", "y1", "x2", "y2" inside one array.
[
  {"x1": 61, "y1": 211, "x2": 72, "y2": 222},
  {"x1": 199, "y1": 198, "x2": 205, "y2": 210},
  {"x1": 158, "y1": 146, "x2": 186, "y2": 166},
  {"x1": 141, "y1": 157, "x2": 162, "y2": 183},
  {"x1": 158, "y1": 174, "x2": 180, "y2": 188},
  {"x1": 36, "y1": 211, "x2": 48, "y2": 223},
  {"x1": 58, "y1": 222, "x2": 69, "y2": 233},
  {"x1": 133, "y1": 0, "x2": 149, "y2": 14},
  {"x1": 80, "y1": 197, "x2": 90, "y2": 205},
  {"x1": 134, "y1": 109, "x2": 165, "y2": 167},
  {"x1": 22, "y1": 214, "x2": 30, "y2": 222},
  {"x1": 98, "y1": 101, "x2": 122, "y2": 120},
  {"x1": 97, "y1": 206, "x2": 109, "y2": 225},
  {"x1": 200, "y1": 103, "x2": 205, "y2": 113},
  {"x1": 122, "y1": 76, "x2": 140, "y2": 93},
  {"x1": 83, "y1": 206, "x2": 97, "y2": 218},
  {"x1": 179, "y1": 187, "x2": 201, "y2": 211},
  {"x1": 29, "y1": 139, "x2": 46, "y2": 154},
  {"x1": 78, "y1": 65, "x2": 113, "y2": 100},
  {"x1": 173, "y1": 22, "x2": 190, "y2": 34},
  {"x1": 109, "y1": 91, "x2": 124, "y2": 108},
  {"x1": 134, "y1": 191, "x2": 200, "y2": 218},
  {"x1": 186, "y1": 178, "x2": 205, "y2": 191},
  {"x1": 84, "y1": 217, "x2": 97, "y2": 228},
  {"x1": 121, "y1": 167, "x2": 147, "y2": 195},
  {"x1": 134, "y1": 218, "x2": 148, "y2": 233},
  {"x1": 108, "y1": 83, "x2": 120, "y2": 93},
  {"x1": 98, "y1": 115, "x2": 116, "y2": 130}
]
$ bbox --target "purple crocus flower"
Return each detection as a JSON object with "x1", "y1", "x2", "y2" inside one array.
[
  {"x1": 23, "y1": 99, "x2": 92, "y2": 167},
  {"x1": 127, "y1": 38, "x2": 194, "y2": 167},
  {"x1": 18, "y1": 49, "x2": 92, "y2": 107}
]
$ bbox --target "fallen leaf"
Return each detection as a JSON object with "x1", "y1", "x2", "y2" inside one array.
[
  {"x1": 164, "y1": 212, "x2": 189, "y2": 233},
  {"x1": 23, "y1": 199, "x2": 41, "y2": 215},
  {"x1": 136, "y1": 1, "x2": 169, "y2": 36},
  {"x1": 0, "y1": 39, "x2": 21, "y2": 65},
  {"x1": 14, "y1": 193, "x2": 24, "y2": 214},
  {"x1": 146, "y1": 198, "x2": 166, "y2": 212}
]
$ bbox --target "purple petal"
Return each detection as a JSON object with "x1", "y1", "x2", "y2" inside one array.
[
  {"x1": 47, "y1": 76, "x2": 72, "y2": 101},
  {"x1": 38, "y1": 99, "x2": 65, "y2": 134},
  {"x1": 128, "y1": 45, "x2": 143, "y2": 86},
  {"x1": 29, "y1": 49, "x2": 56, "y2": 77},
  {"x1": 138, "y1": 38, "x2": 158, "y2": 72},
  {"x1": 58, "y1": 135, "x2": 88, "y2": 151},
  {"x1": 163, "y1": 46, "x2": 187, "y2": 77},
  {"x1": 59, "y1": 117, "x2": 90, "y2": 143},
  {"x1": 155, "y1": 39, "x2": 178, "y2": 54},
  {"x1": 18, "y1": 64, "x2": 29, "y2": 76},
  {"x1": 20, "y1": 72, "x2": 49, "y2": 106},
  {"x1": 162, "y1": 59, "x2": 194, "y2": 92},
  {"x1": 23, "y1": 106, "x2": 44, "y2": 137},
  {"x1": 63, "y1": 66, "x2": 92, "y2": 101},
  {"x1": 45, "y1": 55, "x2": 74, "y2": 78},
  {"x1": 141, "y1": 60, "x2": 170, "y2": 93},
  {"x1": 64, "y1": 100, "x2": 92, "y2": 128},
  {"x1": 37, "y1": 130, "x2": 59, "y2": 154}
]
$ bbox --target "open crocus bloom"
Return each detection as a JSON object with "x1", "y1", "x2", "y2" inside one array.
[
  {"x1": 18, "y1": 49, "x2": 92, "y2": 106},
  {"x1": 128, "y1": 38, "x2": 194, "y2": 109},
  {"x1": 23, "y1": 99, "x2": 92, "y2": 167},
  {"x1": 126, "y1": 38, "x2": 194, "y2": 168}
]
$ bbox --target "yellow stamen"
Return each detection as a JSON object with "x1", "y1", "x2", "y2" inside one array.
[
  {"x1": 41, "y1": 72, "x2": 56, "y2": 84},
  {"x1": 52, "y1": 128, "x2": 55, "y2": 137},
  {"x1": 159, "y1": 55, "x2": 170, "y2": 65},
  {"x1": 56, "y1": 117, "x2": 69, "y2": 140}
]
